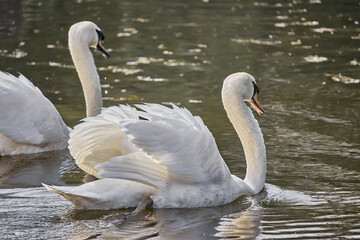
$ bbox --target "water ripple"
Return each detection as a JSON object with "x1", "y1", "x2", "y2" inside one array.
[
  {"x1": 0, "y1": 49, "x2": 27, "y2": 58},
  {"x1": 325, "y1": 73, "x2": 360, "y2": 84}
]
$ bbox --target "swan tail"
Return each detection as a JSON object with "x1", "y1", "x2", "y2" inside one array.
[
  {"x1": 42, "y1": 179, "x2": 153, "y2": 210},
  {"x1": 42, "y1": 183, "x2": 107, "y2": 209}
]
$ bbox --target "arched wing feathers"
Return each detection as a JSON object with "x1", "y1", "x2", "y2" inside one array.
[
  {"x1": 69, "y1": 105, "x2": 139, "y2": 177},
  {"x1": 118, "y1": 104, "x2": 231, "y2": 185},
  {"x1": 69, "y1": 103, "x2": 232, "y2": 191},
  {"x1": 0, "y1": 72, "x2": 69, "y2": 145},
  {"x1": 69, "y1": 105, "x2": 168, "y2": 191}
]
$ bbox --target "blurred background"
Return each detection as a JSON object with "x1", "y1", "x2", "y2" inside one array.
[{"x1": 0, "y1": 0, "x2": 359, "y2": 239}]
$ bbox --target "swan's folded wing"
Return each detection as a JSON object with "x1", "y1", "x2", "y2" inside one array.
[
  {"x1": 119, "y1": 104, "x2": 232, "y2": 185},
  {"x1": 0, "y1": 72, "x2": 69, "y2": 144},
  {"x1": 95, "y1": 152, "x2": 168, "y2": 191}
]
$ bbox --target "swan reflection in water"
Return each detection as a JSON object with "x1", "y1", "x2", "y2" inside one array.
[
  {"x1": 0, "y1": 149, "x2": 73, "y2": 187},
  {"x1": 214, "y1": 205, "x2": 263, "y2": 239}
]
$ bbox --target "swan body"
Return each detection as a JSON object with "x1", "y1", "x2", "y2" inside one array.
[
  {"x1": 44, "y1": 72, "x2": 267, "y2": 209},
  {"x1": 0, "y1": 21, "x2": 109, "y2": 156}
]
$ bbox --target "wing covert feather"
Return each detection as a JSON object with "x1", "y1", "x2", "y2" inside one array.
[{"x1": 119, "y1": 104, "x2": 231, "y2": 184}]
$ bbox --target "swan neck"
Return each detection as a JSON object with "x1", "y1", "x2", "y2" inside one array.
[
  {"x1": 69, "y1": 39, "x2": 102, "y2": 117},
  {"x1": 222, "y1": 91, "x2": 267, "y2": 194}
]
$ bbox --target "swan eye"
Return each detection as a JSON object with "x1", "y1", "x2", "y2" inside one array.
[{"x1": 252, "y1": 81, "x2": 260, "y2": 97}]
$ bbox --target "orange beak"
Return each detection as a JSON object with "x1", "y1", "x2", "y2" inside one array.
[
  {"x1": 249, "y1": 92, "x2": 265, "y2": 116},
  {"x1": 96, "y1": 40, "x2": 110, "y2": 59}
]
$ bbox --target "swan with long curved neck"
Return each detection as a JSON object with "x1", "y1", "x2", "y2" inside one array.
[
  {"x1": 68, "y1": 21, "x2": 109, "y2": 117},
  {"x1": 43, "y1": 72, "x2": 267, "y2": 210},
  {"x1": 0, "y1": 21, "x2": 109, "y2": 156}
]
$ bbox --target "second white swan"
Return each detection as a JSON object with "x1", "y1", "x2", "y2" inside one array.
[{"x1": 0, "y1": 21, "x2": 109, "y2": 155}]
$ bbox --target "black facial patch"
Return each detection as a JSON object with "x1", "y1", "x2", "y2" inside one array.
[
  {"x1": 252, "y1": 81, "x2": 260, "y2": 98},
  {"x1": 95, "y1": 29, "x2": 105, "y2": 41},
  {"x1": 94, "y1": 29, "x2": 110, "y2": 59}
]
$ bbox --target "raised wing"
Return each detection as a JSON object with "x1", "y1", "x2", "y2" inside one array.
[
  {"x1": 69, "y1": 103, "x2": 231, "y2": 191},
  {"x1": 118, "y1": 103, "x2": 232, "y2": 185},
  {"x1": 69, "y1": 105, "x2": 168, "y2": 190},
  {"x1": 0, "y1": 72, "x2": 69, "y2": 145}
]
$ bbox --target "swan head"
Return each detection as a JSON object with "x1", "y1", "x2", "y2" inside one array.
[
  {"x1": 69, "y1": 21, "x2": 110, "y2": 59},
  {"x1": 222, "y1": 72, "x2": 265, "y2": 116}
]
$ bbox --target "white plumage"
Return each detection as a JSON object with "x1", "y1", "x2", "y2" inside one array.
[
  {"x1": 0, "y1": 71, "x2": 69, "y2": 155},
  {"x1": 0, "y1": 21, "x2": 109, "y2": 155},
  {"x1": 44, "y1": 72, "x2": 267, "y2": 209}
]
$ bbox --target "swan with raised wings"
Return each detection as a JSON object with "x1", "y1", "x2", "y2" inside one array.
[
  {"x1": 0, "y1": 21, "x2": 109, "y2": 155},
  {"x1": 43, "y1": 72, "x2": 267, "y2": 209}
]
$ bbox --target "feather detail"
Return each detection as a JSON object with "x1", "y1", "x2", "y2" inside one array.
[
  {"x1": 118, "y1": 104, "x2": 231, "y2": 185},
  {"x1": 0, "y1": 71, "x2": 69, "y2": 155},
  {"x1": 68, "y1": 106, "x2": 139, "y2": 177}
]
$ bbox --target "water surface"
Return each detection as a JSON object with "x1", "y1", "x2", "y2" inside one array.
[{"x1": 0, "y1": 0, "x2": 359, "y2": 239}]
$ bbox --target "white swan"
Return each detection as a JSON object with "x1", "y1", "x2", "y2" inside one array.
[
  {"x1": 43, "y1": 72, "x2": 266, "y2": 210},
  {"x1": 0, "y1": 21, "x2": 109, "y2": 156}
]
